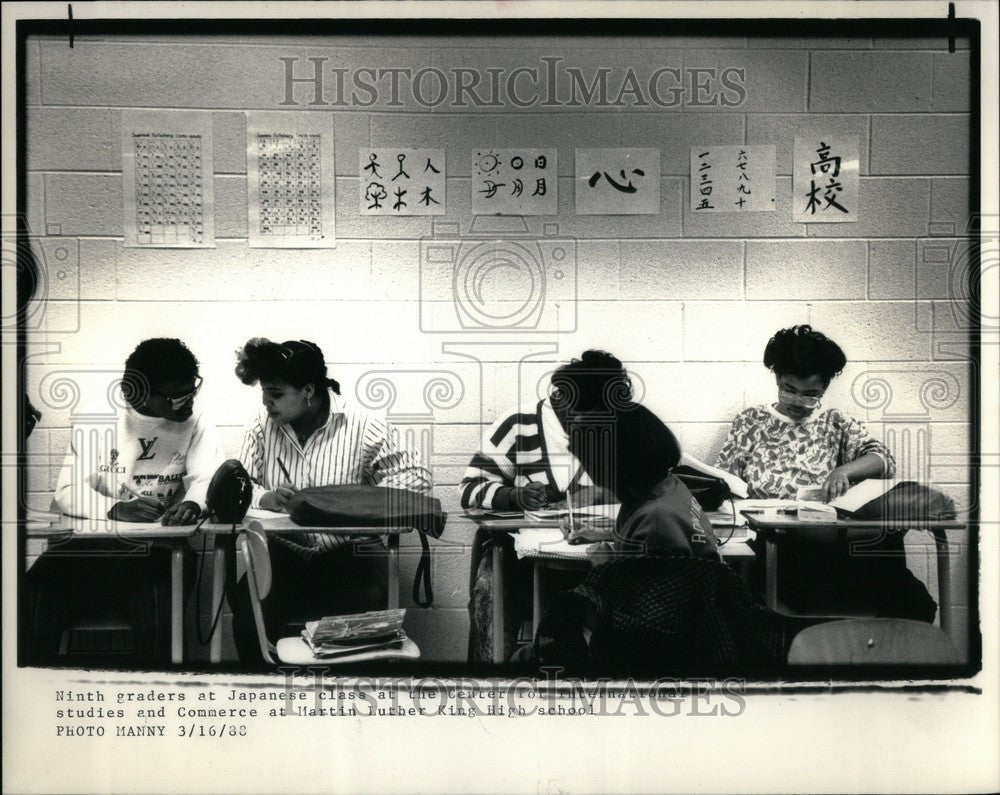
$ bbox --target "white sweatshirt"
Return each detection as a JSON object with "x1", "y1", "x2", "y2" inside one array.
[{"x1": 54, "y1": 406, "x2": 222, "y2": 519}]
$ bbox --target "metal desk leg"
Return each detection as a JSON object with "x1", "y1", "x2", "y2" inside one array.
[
  {"x1": 764, "y1": 536, "x2": 778, "y2": 610},
  {"x1": 532, "y1": 560, "x2": 543, "y2": 638},
  {"x1": 210, "y1": 537, "x2": 225, "y2": 664},
  {"x1": 171, "y1": 541, "x2": 184, "y2": 664},
  {"x1": 492, "y1": 541, "x2": 504, "y2": 664},
  {"x1": 932, "y1": 529, "x2": 951, "y2": 636},
  {"x1": 387, "y1": 535, "x2": 400, "y2": 610}
]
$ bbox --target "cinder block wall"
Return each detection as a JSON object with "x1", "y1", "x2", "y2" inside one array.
[{"x1": 22, "y1": 31, "x2": 975, "y2": 661}]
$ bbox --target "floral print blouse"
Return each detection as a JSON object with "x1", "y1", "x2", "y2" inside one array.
[{"x1": 716, "y1": 404, "x2": 895, "y2": 500}]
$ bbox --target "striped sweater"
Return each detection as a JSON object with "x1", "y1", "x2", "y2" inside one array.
[
  {"x1": 459, "y1": 400, "x2": 592, "y2": 510},
  {"x1": 238, "y1": 389, "x2": 432, "y2": 555}
]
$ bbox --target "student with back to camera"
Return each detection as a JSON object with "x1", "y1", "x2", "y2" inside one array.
[
  {"x1": 230, "y1": 337, "x2": 432, "y2": 666},
  {"x1": 27, "y1": 338, "x2": 222, "y2": 664},
  {"x1": 715, "y1": 324, "x2": 936, "y2": 621},
  {"x1": 458, "y1": 349, "x2": 624, "y2": 663},
  {"x1": 599, "y1": 402, "x2": 721, "y2": 560}
]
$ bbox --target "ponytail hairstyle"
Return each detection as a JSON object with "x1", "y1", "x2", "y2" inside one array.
[{"x1": 234, "y1": 338, "x2": 340, "y2": 395}]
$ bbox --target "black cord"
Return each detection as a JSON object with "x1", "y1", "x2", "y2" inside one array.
[
  {"x1": 193, "y1": 517, "x2": 230, "y2": 648},
  {"x1": 411, "y1": 531, "x2": 433, "y2": 608},
  {"x1": 715, "y1": 495, "x2": 737, "y2": 547}
]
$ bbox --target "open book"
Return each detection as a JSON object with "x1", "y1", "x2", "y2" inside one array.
[
  {"x1": 678, "y1": 452, "x2": 750, "y2": 499},
  {"x1": 721, "y1": 480, "x2": 901, "y2": 524}
]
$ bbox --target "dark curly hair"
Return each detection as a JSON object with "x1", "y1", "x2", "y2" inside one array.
[
  {"x1": 122, "y1": 338, "x2": 199, "y2": 409},
  {"x1": 234, "y1": 338, "x2": 340, "y2": 394},
  {"x1": 763, "y1": 325, "x2": 847, "y2": 385},
  {"x1": 550, "y1": 349, "x2": 632, "y2": 415}
]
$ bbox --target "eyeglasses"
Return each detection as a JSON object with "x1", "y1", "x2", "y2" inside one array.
[
  {"x1": 157, "y1": 375, "x2": 203, "y2": 409},
  {"x1": 778, "y1": 388, "x2": 822, "y2": 409}
]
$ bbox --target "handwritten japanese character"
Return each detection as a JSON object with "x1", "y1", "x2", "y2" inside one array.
[
  {"x1": 393, "y1": 153, "x2": 410, "y2": 182},
  {"x1": 364, "y1": 153, "x2": 382, "y2": 178}
]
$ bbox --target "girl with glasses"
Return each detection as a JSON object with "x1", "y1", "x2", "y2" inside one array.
[
  {"x1": 716, "y1": 325, "x2": 936, "y2": 622},
  {"x1": 27, "y1": 338, "x2": 221, "y2": 664}
]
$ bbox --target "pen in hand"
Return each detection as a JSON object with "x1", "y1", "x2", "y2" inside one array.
[{"x1": 277, "y1": 456, "x2": 292, "y2": 483}]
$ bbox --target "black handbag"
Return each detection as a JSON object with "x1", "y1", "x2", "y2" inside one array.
[
  {"x1": 847, "y1": 481, "x2": 957, "y2": 521},
  {"x1": 286, "y1": 484, "x2": 446, "y2": 608},
  {"x1": 206, "y1": 459, "x2": 252, "y2": 524},
  {"x1": 672, "y1": 465, "x2": 731, "y2": 511}
]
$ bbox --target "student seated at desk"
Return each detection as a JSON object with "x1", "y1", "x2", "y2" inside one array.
[
  {"x1": 26, "y1": 338, "x2": 221, "y2": 664},
  {"x1": 598, "y1": 403, "x2": 720, "y2": 560},
  {"x1": 230, "y1": 338, "x2": 432, "y2": 667},
  {"x1": 459, "y1": 349, "x2": 623, "y2": 663},
  {"x1": 716, "y1": 324, "x2": 935, "y2": 621}
]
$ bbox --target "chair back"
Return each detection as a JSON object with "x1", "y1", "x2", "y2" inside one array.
[
  {"x1": 787, "y1": 618, "x2": 960, "y2": 665},
  {"x1": 236, "y1": 522, "x2": 277, "y2": 664}
]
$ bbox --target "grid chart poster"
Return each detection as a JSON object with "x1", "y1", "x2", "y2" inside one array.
[
  {"x1": 247, "y1": 112, "x2": 336, "y2": 248},
  {"x1": 792, "y1": 135, "x2": 860, "y2": 223},
  {"x1": 359, "y1": 148, "x2": 446, "y2": 215},
  {"x1": 471, "y1": 149, "x2": 557, "y2": 215},
  {"x1": 690, "y1": 145, "x2": 777, "y2": 213},
  {"x1": 121, "y1": 110, "x2": 215, "y2": 248},
  {"x1": 576, "y1": 148, "x2": 661, "y2": 215}
]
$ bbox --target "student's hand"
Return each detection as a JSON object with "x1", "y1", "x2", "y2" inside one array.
[
  {"x1": 259, "y1": 483, "x2": 298, "y2": 513},
  {"x1": 161, "y1": 500, "x2": 201, "y2": 526},
  {"x1": 514, "y1": 482, "x2": 549, "y2": 510},
  {"x1": 107, "y1": 499, "x2": 165, "y2": 523},
  {"x1": 821, "y1": 467, "x2": 851, "y2": 502}
]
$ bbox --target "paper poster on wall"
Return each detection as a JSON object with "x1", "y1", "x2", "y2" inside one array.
[
  {"x1": 471, "y1": 149, "x2": 557, "y2": 215},
  {"x1": 575, "y1": 148, "x2": 660, "y2": 215},
  {"x1": 122, "y1": 110, "x2": 215, "y2": 248},
  {"x1": 690, "y1": 145, "x2": 776, "y2": 213},
  {"x1": 792, "y1": 136, "x2": 860, "y2": 223},
  {"x1": 246, "y1": 112, "x2": 336, "y2": 248},
  {"x1": 360, "y1": 149, "x2": 446, "y2": 215}
]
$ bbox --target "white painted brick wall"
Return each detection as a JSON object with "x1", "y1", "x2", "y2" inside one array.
[{"x1": 22, "y1": 33, "x2": 976, "y2": 662}]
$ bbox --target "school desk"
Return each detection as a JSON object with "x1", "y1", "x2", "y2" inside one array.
[
  {"x1": 26, "y1": 516, "x2": 204, "y2": 664},
  {"x1": 466, "y1": 510, "x2": 756, "y2": 664},
  {"x1": 741, "y1": 512, "x2": 968, "y2": 636},
  {"x1": 28, "y1": 514, "x2": 414, "y2": 665}
]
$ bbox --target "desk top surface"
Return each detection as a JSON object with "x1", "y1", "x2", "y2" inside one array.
[
  {"x1": 742, "y1": 512, "x2": 966, "y2": 532},
  {"x1": 26, "y1": 516, "x2": 200, "y2": 539},
  {"x1": 27, "y1": 513, "x2": 415, "y2": 538}
]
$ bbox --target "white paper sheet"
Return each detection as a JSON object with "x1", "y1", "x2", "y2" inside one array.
[
  {"x1": 246, "y1": 111, "x2": 336, "y2": 248},
  {"x1": 122, "y1": 109, "x2": 215, "y2": 248}
]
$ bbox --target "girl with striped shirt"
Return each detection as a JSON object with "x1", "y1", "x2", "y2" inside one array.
[{"x1": 231, "y1": 338, "x2": 431, "y2": 666}]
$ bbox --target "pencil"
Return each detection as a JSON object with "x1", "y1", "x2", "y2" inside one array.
[
  {"x1": 277, "y1": 456, "x2": 291, "y2": 483},
  {"x1": 566, "y1": 489, "x2": 576, "y2": 537}
]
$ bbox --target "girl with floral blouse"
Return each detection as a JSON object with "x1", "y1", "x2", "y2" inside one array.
[{"x1": 716, "y1": 325, "x2": 936, "y2": 622}]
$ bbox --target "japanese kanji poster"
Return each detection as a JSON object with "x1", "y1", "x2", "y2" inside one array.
[
  {"x1": 575, "y1": 148, "x2": 661, "y2": 215},
  {"x1": 122, "y1": 109, "x2": 215, "y2": 248},
  {"x1": 360, "y1": 149, "x2": 446, "y2": 215},
  {"x1": 690, "y1": 146, "x2": 776, "y2": 213},
  {"x1": 246, "y1": 111, "x2": 337, "y2": 248},
  {"x1": 792, "y1": 136, "x2": 860, "y2": 223},
  {"x1": 471, "y1": 149, "x2": 557, "y2": 215}
]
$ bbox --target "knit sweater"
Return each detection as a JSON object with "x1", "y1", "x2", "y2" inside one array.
[{"x1": 459, "y1": 399, "x2": 592, "y2": 510}]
